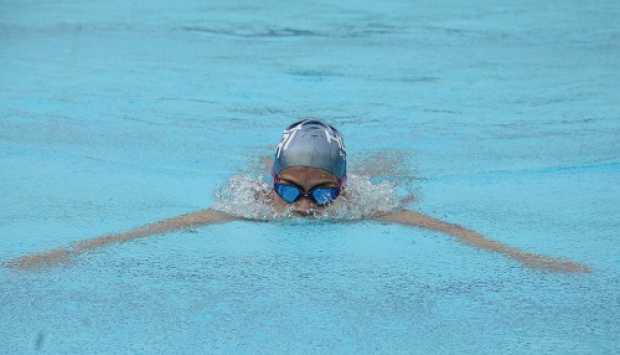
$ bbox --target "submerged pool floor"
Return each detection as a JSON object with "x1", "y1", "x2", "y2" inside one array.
[{"x1": 1, "y1": 0, "x2": 619, "y2": 354}]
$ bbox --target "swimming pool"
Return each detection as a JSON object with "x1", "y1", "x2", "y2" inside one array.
[{"x1": 1, "y1": 0, "x2": 619, "y2": 353}]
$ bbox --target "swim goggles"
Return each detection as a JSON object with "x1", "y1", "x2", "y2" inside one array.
[{"x1": 273, "y1": 177, "x2": 343, "y2": 206}]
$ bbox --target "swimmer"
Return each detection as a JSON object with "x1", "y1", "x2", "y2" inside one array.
[{"x1": 6, "y1": 119, "x2": 590, "y2": 273}]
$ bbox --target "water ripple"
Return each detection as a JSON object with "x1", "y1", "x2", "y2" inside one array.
[{"x1": 179, "y1": 26, "x2": 322, "y2": 38}]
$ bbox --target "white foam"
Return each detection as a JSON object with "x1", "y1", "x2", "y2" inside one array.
[{"x1": 212, "y1": 174, "x2": 400, "y2": 221}]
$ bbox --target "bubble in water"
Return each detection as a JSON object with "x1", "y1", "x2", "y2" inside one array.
[
  {"x1": 212, "y1": 174, "x2": 400, "y2": 221},
  {"x1": 211, "y1": 175, "x2": 280, "y2": 221},
  {"x1": 323, "y1": 174, "x2": 400, "y2": 219}
]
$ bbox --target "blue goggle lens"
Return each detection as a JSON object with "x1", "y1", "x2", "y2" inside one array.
[
  {"x1": 275, "y1": 183, "x2": 302, "y2": 203},
  {"x1": 311, "y1": 187, "x2": 339, "y2": 205},
  {"x1": 274, "y1": 183, "x2": 340, "y2": 206}
]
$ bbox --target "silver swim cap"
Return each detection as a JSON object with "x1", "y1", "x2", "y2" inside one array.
[{"x1": 273, "y1": 119, "x2": 346, "y2": 179}]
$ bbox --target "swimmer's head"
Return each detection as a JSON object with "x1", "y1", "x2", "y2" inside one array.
[
  {"x1": 272, "y1": 119, "x2": 347, "y2": 215},
  {"x1": 273, "y1": 119, "x2": 346, "y2": 179}
]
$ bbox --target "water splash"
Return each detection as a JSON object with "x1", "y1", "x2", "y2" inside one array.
[
  {"x1": 212, "y1": 174, "x2": 282, "y2": 221},
  {"x1": 212, "y1": 174, "x2": 400, "y2": 221},
  {"x1": 323, "y1": 174, "x2": 401, "y2": 219},
  {"x1": 212, "y1": 150, "x2": 417, "y2": 221}
]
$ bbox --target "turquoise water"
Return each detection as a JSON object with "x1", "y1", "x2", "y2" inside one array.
[{"x1": 1, "y1": 0, "x2": 619, "y2": 353}]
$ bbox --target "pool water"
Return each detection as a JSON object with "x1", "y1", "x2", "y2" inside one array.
[{"x1": 1, "y1": 0, "x2": 619, "y2": 354}]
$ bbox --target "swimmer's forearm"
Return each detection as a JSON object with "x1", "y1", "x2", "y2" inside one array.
[
  {"x1": 5, "y1": 209, "x2": 237, "y2": 270},
  {"x1": 376, "y1": 210, "x2": 591, "y2": 273},
  {"x1": 72, "y1": 209, "x2": 236, "y2": 252}
]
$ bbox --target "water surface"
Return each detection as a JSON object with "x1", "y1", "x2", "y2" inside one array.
[{"x1": 1, "y1": 0, "x2": 619, "y2": 354}]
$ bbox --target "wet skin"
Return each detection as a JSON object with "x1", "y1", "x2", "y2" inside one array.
[
  {"x1": 5, "y1": 167, "x2": 591, "y2": 273},
  {"x1": 271, "y1": 166, "x2": 340, "y2": 216}
]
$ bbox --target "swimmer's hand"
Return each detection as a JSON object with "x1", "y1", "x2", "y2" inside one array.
[
  {"x1": 5, "y1": 209, "x2": 237, "y2": 271},
  {"x1": 5, "y1": 248, "x2": 76, "y2": 271},
  {"x1": 376, "y1": 210, "x2": 591, "y2": 273}
]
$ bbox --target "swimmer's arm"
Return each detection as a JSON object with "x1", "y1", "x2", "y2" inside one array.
[
  {"x1": 5, "y1": 209, "x2": 237, "y2": 270},
  {"x1": 376, "y1": 210, "x2": 590, "y2": 273}
]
